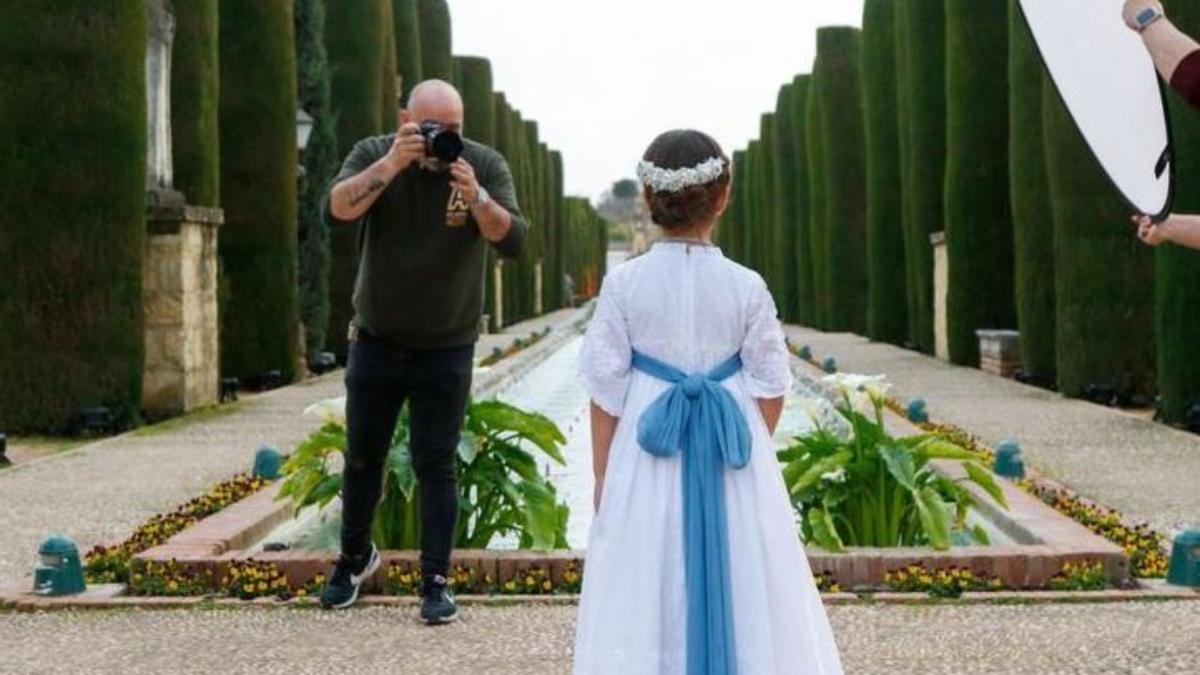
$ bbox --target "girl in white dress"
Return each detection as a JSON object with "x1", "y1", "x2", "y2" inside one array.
[{"x1": 573, "y1": 130, "x2": 843, "y2": 675}]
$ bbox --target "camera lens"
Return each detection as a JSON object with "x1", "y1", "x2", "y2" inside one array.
[{"x1": 430, "y1": 130, "x2": 464, "y2": 163}]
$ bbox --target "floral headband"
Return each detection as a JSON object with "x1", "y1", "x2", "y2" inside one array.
[{"x1": 636, "y1": 156, "x2": 727, "y2": 193}]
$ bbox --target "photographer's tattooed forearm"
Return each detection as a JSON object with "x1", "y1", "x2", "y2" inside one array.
[{"x1": 349, "y1": 179, "x2": 386, "y2": 207}]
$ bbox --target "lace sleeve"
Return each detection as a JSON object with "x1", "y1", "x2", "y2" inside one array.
[
  {"x1": 578, "y1": 276, "x2": 633, "y2": 416},
  {"x1": 740, "y1": 278, "x2": 793, "y2": 399}
]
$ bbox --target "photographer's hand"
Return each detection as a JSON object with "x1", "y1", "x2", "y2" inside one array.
[
  {"x1": 452, "y1": 159, "x2": 514, "y2": 244},
  {"x1": 329, "y1": 124, "x2": 424, "y2": 223}
]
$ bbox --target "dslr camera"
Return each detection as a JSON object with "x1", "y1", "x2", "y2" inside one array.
[{"x1": 419, "y1": 121, "x2": 464, "y2": 163}]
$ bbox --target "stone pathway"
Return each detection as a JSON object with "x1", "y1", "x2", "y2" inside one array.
[
  {"x1": 2, "y1": 601, "x2": 1197, "y2": 674},
  {"x1": 784, "y1": 327, "x2": 1200, "y2": 537},
  {"x1": 0, "y1": 310, "x2": 591, "y2": 588}
]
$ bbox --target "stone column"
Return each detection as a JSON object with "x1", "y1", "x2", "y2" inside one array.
[
  {"x1": 493, "y1": 261, "x2": 505, "y2": 331},
  {"x1": 932, "y1": 231, "x2": 949, "y2": 361},
  {"x1": 143, "y1": 205, "x2": 224, "y2": 417},
  {"x1": 145, "y1": 0, "x2": 175, "y2": 193},
  {"x1": 534, "y1": 259, "x2": 544, "y2": 316}
]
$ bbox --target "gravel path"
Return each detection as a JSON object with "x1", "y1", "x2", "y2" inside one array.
[
  {"x1": 785, "y1": 327, "x2": 1200, "y2": 538},
  {"x1": 2, "y1": 601, "x2": 1197, "y2": 674}
]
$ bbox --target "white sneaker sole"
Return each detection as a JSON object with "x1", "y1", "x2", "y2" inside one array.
[
  {"x1": 422, "y1": 606, "x2": 459, "y2": 625},
  {"x1": 324, "y1": 547, "x2": 381, "y2": 610}
]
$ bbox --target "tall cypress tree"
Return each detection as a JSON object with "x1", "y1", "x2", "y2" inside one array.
[
  {"x1": 392, "y1": 0, "x2": 423, "y2": 101},
  {"x1": 456, "y1": 56, "x2": 496, "y2": 325},
  {"x1": 726, "y1": 150, "x2": 749, "y2": 264},
  {"x1": 862, "y1": 0, "x2": 908, "y2": 344},
  {"x1": 296, "y1": 0, "x2": 338, "y2": 357},
  {"x1": 745, "y1": 140, "x2": 763, "y2": 276},
  {"x1": 815, "y1": 27, "x2": 868, "y2": 333},
  {"x1": 1043, "y1": 80, "x2": 1155, "y2": 400},
  {"x1": 1008, "y1": 0, "x2": 1056, "y2": 383},
  {"x1": 380, "y1": 0, "x2": 399, "y2": 127},
  {"x1": 1157, "y1": 0, "x2": 1200, "y2": 421},
  {"x1": 324, "y1": 0, "x2": 387, "y2": 359},
  {"x1": 219, "y1": 0, "x2": 301, "y2": 381},
  {"x1": 773, "y1": 83, "x2": 801, "y2": 323},
  {"x1": 895, "y1": 0, "x2": 946, "y2": 352},
  {"x1": 944, "y1": 0, "x2": 1015, "y2": 365},
  {"x1": 806, "y1": 74, "x2": 829, "y2": 329},
  {"x1": 0, "y1": 1, "x2": 146, "y2": 431},
  {"x1": 758, "y1": 114, "x2": 780, "y2": 301},
  {"x1": 173, "y1": 0, "x2": 220, "y2": 208},
  {"x1": 789, "y1": 76, "x2": 814, "y2": 326},
  {"x1": 417, "y1": 0, "x2": 452, "y2": 81}
]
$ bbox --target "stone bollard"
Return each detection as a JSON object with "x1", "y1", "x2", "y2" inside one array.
[{"x1": 976, "y1": 329, "x2": 1022, "y2": 377}]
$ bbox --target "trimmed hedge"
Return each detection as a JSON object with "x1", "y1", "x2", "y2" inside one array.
[
  {"x1": 1156, "y1": 0, "x2": 1200, "y2": 421},
  {"x1": 392, "y1": 0, "x2": 423, "y2": 101},
  {"x1": 944, "y1": 0, "x2": 1015, "y2": 365},
  {"x1": 789, "y1": 76, "x2": 814, "y2": 327},
  {"x1": 172, "y1": 0, "x2": 220, "y2": 207},
  {"x1": 862, "y1": 0, "x2": 908, "y2": 344},
  {"x1": 745, "y1": 140, "x2": 764, "y2": 276},
  {"x1": 773, "y1": 84, "x2": 802, "y2": 323},
  {"x1": 456, "y1": 56, "x2": 496, "y2": 145},
  {"x1": 0, "y1": 1, "x2": 147, "y2": 432},
  {"x1": 724, "y1": 150, "x2": 749, "y2": 263},
  {"x1": 758, "y1": 114, "x2": 780, "y2": 301},
  {"x1": 548, "y1": 149, "x2": 566, "y2": 311},
  {"x1": 218, "y1": 0, "x2": 301, "y2": 381},
  {"x1": 380, "y1": 0, "x2": 399, "y2": 125},
  {"x1": 296, "y1": 0, "x2": 339, "y2": 356},
  {"x1": 813, "y1": 27, "x2": 867, "y2": 333},
  {"x1": 805, "y1": 74, "x2": 829, "y2": 329},
  {"x1": 895, "y1": 0, "x2": 946, "y2": 352},
  {"x1": 417, "y1": 0, "x2": 453, "y2": 81},
  {"x1": 1042, "y1": 78, "x2": 1155, "y2": 400},
  {"x1": 324, "y1": 0, "x2": 387, "y2": 358},
  {"x1": 1008, "y1": 0, "x2": 1056, "y2": 382}
]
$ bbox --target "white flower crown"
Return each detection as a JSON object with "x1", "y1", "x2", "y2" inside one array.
[{"x1": 636, "y1": 156, "x2": 727, "y2": 193}]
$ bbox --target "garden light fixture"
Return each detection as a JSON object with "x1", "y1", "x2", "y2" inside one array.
[
  {"x1": 0, "y1": 431, "x2": 9, "y2": 467},
  {"x1": 1166, "y1": 529, "x2": 1200, "y2": 588},
  {"x1": 220, "y1": 377, "x2": 240, "y2": 403},
  {"x1": 822, "y1": 357, "x2": 837, "y2": 374},
  {"x1": 75, "y1": 406, "x2": 115, "y2": 437},
  {"x1": 309, "y1": 351, "x2": 337, "y2": 376},
  {"x1": 906, "y1": 399, "x2": 929, "y2": 424},
  {"x1": 992, "y1": 440, "x2": 1026, "y2": 479},
  {"x1": 33, "y1": 534, "x2": 86, "y2": 596},
  {"x1": 252, "y1": 445, "x2": 283, "y2": 480}
]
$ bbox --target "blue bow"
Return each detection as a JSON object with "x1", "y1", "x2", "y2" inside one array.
[{"x1": 631, "y1": 350, "x2": 752, "y2": 675}]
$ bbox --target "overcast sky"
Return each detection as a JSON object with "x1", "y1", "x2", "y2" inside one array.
[{"x1": 450, "y1": 0, "x2": 865, "y2": 201}]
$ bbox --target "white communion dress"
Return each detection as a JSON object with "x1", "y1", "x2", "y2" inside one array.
[{"x1": 573, "y1": 241, "x2": 844, "y2": 675}]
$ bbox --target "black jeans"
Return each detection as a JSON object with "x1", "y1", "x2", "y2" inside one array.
[{"x1": 341, "y1": 332, "x2": 473, "y2": 578}]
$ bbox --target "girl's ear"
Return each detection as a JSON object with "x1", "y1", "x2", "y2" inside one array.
[{"x1": 714, "y1": 181, "x2": 733, "y2": 217}]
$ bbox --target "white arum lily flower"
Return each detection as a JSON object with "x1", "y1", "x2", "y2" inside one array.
[
  {"x1": 801, "y1": 398, "x2": 827, "y2": 426},
  {"x1": 304, "y1": 396, "x2": 347, "y2": 426},
  {"x1": 822, "y1": 373, "x2": 889, "y2": 402},
  {"x1": 820, "y1": 468, "x2": 847, "y2": 483},
  {"x1": 861, "y1": 378, "x2": 892, "y2": 403}
]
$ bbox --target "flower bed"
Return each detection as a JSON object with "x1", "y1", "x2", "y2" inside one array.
[
  {"x1": 85, "y1": 474, "x2": 269, "y2": 584},
  {"x1": 479, "y1": 326, "x2": 554, "y2": 367},
  {"x1": 884, "y1": 564, "x2": 1006, "y2": 598},
  {"x1": 789, "y1": 340, "x2": 1168, "y2": 579}
]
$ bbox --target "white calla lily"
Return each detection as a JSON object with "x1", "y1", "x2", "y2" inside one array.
[{"x1": 303, "y1": 396, "x2": 347, "y2": 426}]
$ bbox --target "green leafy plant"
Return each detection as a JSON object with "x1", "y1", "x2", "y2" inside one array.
[
  {"x1": 1047, "y1": 560, "x2": 1110, "y2": 591},
  {"x1": 278, "y1": 397, "x2": 570, "y2": 551},
  {"x1": 780, "y1": 374, "x2": 1008, "y2": 551},
  {"x1": 883, "y1": 563, "x2": 1005, "y2": 598}
]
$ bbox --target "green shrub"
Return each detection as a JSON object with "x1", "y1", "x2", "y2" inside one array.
[
  {"x1": 895, "y1": 0, "x2": 946, "y2": 352},
  {"x1": 324, "y1": 0, "x2": 387, "y2": 359},
  {"x1": 0, "y1": 1, "x2": 147, "y2": 431},
  {"x1": 1008, "y1": 0, "x2": 1056, "y2": 382},
  {"x1": 1042, "y1": 80, "x2": 1155, "y2": 399},
  {"x1": 862, "y1": 0, "x2": 908, "y2": 344},
  {"x1": 944, "y1": 0, "x2": 1016, "y2": 365},
  {"x1": 773, "y1": 84, "x2": 802, "y2": 323},
  {"x1": 805, "y1": 77, "x2": 829, "y2": 329},
  {"x1": 789, "y1": 76, "x2": 814, "y2": 327},
  {"x1": 758, "y1": 113, "x2": 781, "y2": 300},
  {"x1": 417, "y1": 0, "x2": 452, "y2": 81},
  {"x1": 172, "y1": 0, "x2": 220, "y2": 208},
  {"x1": 1156, "y1": 0, "x2": 1200, "y2": 422},
  {"x1": 219, "y1": 0, "x2": 302, "y2": 381},
  {"x1": 392, "y1": 0, "x2": 423, "y2": 101},
  {"x1": 380, "y1": 0, "x2": 399, "y2": 125}
]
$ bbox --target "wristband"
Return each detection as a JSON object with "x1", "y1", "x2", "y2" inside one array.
[
  {"x1": 472, "y1": 186, "x2": 491, "y2": 208},
  {"x1": 1135, "y1": 7, "x2": 1165, "y2": 32}
]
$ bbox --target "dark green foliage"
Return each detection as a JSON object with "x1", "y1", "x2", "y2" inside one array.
[
  {"x1": 789, "y1": 76, "x2": 814, "y2": 326},
  {"x1": 1008, "y1": 0, "x2": 1056, "y2": 382},
  {"x1": 296, "y1": 0, "x2": 339, "y2": 356},
  {"x1": 0, "y1": 1, "x2": 147, "y2": 431},
  {"x1": 456, "y1": 57, "x2": 496, "y2": 145},
  {"x1": 324, "y1": 0, "x2": 387, "y2": 358},
  {"x1": 944, "y1": 0, "x2": 1015, "y2": 365},
  {"x1": 417, "y1": 0, "x2": 453, "y2": 81},
  {"x1": 862, "y1": 0, "x2": 908, "y2": 344},
  {"x1": 757, "y1": 114, "x2": 780, "y2": 299},
  {"x1": 1156, "y1": 1, "x2": 1200, "y2": 421},
  {"x1": 745, "y1": 141, "x2": 763, "y2": 275},
  {"x1": 1042, "y1": 79, "x2": 1154, "y2": 399},
  {"x1": 380, "y1": 0, "x2": 400, "y2": 126},
  {"x1": 172, "y1": 0, "x2": 220, "y2": 207},
  {"x1": 722, "y1": 150, "x2": 749, "y2": 263},
  {"x1": 548, "y1": 150, "x2": 566, "y2": 311},
  {"x1": 805, "y1": 77, "x2": 829, "y2": 329},
  {"x1": 219, "y1": 0, "x2": 301, "y2": 381},
  {"x1": 813, "y1": 27, "x2": 868, "y2": 333},
  {"x1": 392, "y1": 0, "x2": 423, "y2": 102},
  {"x1": 773, "y1": 85, "x2": 802, "y2": 323},
  {"x1": 895, "y1": 0, "x2": 946, "y2": 352}
]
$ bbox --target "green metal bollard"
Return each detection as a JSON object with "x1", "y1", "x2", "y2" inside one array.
[
  {"x1": 252, "y1": 445, "x2": 284, "y2": 480},
  {"x1": 1166, "y1": 529, "x2": 1200, "y2": 588},
  {"x1": 33, "y1": 535, "x2": 86, "y2": 596}
]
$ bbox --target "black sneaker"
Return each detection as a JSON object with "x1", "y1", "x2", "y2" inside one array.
[
  {"x1": 420, "y1": 574, "x2": 458, "y2": 625},
  {"x1": 320, "y1": 544, "x2": 380, "y2": 610}
]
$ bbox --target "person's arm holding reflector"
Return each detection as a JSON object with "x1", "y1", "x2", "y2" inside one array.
[{"x1": 1125, "y1": 1, "x2": 1200, "y2": 106}]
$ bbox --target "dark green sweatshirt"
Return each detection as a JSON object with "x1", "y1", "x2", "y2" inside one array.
[{"x1": 330, "y1": 135, "x2": 527, "y2": 349}]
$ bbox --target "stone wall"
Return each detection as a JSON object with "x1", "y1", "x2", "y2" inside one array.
[{"x1": 143, "y1": 204, "x2": 223, "y2": 418}]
